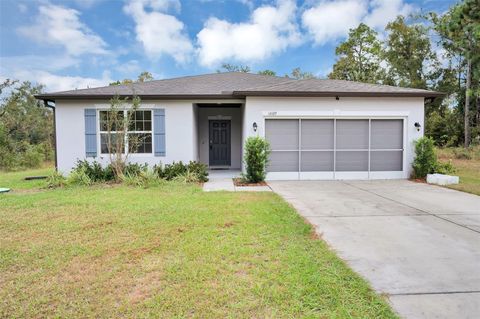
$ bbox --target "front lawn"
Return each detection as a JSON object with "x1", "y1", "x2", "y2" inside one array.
[
  {"x1": 0, "y1": 169, "x2": 396, "y2": 318},
  {"x1": 437, "y1": 146, "x2": 480, "y2": 196}
]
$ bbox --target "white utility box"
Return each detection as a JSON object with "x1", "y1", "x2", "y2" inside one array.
[{"x1": 426, "y1": 174, "x2": 460, "y2": 186}]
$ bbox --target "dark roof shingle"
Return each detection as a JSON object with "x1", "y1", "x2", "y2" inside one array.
[{"x1": 35, "y1": 72, "x2": 444, "y2": 100}]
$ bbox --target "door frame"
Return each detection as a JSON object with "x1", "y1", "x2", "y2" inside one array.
[{"x1": 208, "y1": 119, "x2": 231, "y2": 167}]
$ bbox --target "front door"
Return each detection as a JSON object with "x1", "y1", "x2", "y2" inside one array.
[{"x1": 209, "y1": 120, "x2": 231, "y2": 166}]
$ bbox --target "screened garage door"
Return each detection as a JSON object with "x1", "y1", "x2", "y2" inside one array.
[{"x1": 265, "y1": 118, "x2": 404, "y2": 179}]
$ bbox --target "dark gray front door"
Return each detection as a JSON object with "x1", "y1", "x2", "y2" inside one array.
[{"x1": 209, "y1": 120, "x2": 231, "y2": 166}]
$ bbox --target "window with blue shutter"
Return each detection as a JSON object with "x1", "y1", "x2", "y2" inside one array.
[
  {"x1": 84, "y1": 109, "x2": 97, "y2": 157},
  {"x1": 153, "y1": 109, "x2": 165, "y2": 156}
]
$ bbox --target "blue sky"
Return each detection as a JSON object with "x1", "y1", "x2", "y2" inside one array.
[{"x1": 0, "y1": 0, "x2": 456, "y2": 92}]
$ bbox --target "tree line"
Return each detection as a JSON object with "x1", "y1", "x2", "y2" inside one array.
[{"x1": 0, "y1": 0, "x2": 478, "y2": 171}]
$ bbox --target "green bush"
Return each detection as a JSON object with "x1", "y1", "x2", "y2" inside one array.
[
  {"x1": 435, "y1": 160, "x2": 456, "y2": 175},
  {"x1": 122, "y1": 169, "x2": 162, "y2": 188},
  {"x1": 243, "y1": 136, "x2": 270, "y2": 183},
  {"x1": 154, "y1": 161, "x2": 208, "y2": 182},
  {"x1": 157, "y1": 161, "x2": 187, "y2": 180},
  {"x1": 72, "y1": 160, "x2": 115, "y2": 182},
  {"x1": 123, "y1": 162, "x2": 149, "y2": 177},
  {"x1": 186, "y1": 161, "x2": 208, "y2": 182},
  {"x1": 413, "y1": 137, "x2": 457, "y2": 178},
  {"x1": 412, "y1": 137, "x2": 437, "y2": 178},
  {"x1": 68, "y1": 167, "x2": 92, "y2": 186},
  {"x1": 46, "y1": 171, "x2": 67, "y2": 188}
]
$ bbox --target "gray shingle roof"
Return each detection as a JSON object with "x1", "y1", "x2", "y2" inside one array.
[
  {"x1": 235, "y1": 78, "x2": 443, "y2": 97},
  {"x1": 36, "y1": 72, "x2": 444, "y2": 100}
]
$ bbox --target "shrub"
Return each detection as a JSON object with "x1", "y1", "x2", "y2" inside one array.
[
  {"x1": 412, "y1": 137, "x2": 437, "y2": 178},
  {"x1": 123, "y1": 162, "x2": 149, "y2": 177},
  {"x1": 154, "y1": 161, "x2": 208, "y2": 182},
  {"x1": 243, "y1": 136, "x2": 270, "y2": 183},
  {"x1": 173, "y1": 171, "x2": 201, "y2": 184},
  {"x1": 186, "y1": 161, "x2": 208, "y2": 182},
  {"x1": 157, "y1": 161, "x2": 187, "y2": 180},
  {"x1": 122, "y1": 169, "x2": 162, "y2": 188},
  {"x1": 72, "y1": 160, "x2": 115, "y2": 182},
  {"x1": 46, "y1": 171, "x2": 67, "y2": 188},
  {"x1": 68, "y1": 167, "x2": 92, "y2": 186},
  {"x1": 435, "y1": 160, "x2": 456, "y2": 175}
]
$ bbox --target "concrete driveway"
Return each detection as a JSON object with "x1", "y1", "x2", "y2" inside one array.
[{"x1": 269, "y1": 180, "x2": 480, "y2": 319}]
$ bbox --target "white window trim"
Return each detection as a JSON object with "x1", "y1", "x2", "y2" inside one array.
[{"x1": 97, "y1": 109, "x2": 154, "y2": 157}]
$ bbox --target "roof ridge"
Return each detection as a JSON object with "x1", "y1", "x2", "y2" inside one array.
[{"x1": 47, "y1": 72, "x2": 292, "y2": 95}]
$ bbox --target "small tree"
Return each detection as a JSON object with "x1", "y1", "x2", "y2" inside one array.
[
  {"x1": 103, "y1": 95, "x2": 142, "y2": 179},
  {"x1": 412, "y1": 137, "x2": 437, "y2": 178},
  {"x1": 243, "y1": 136, "x2": 270, "y2": 183}
]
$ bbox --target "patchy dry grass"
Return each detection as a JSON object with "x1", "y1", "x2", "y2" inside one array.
[
  {"x1": 437, "y1": 146, "x2": 480, "y2": 196},
  {"x1": 0, "y1": 169, "x2": 397, "y2": 318}
]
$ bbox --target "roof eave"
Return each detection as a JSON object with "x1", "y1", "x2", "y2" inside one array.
[
  {"x1": 34, "y1": 93, "x2": 242, "y2": 101},
  {"x1": 233, "y1": 91, "x2": 446, "y2": 98}
]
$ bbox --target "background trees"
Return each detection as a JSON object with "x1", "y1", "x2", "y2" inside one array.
[
  {"x1": 329, "y1": 0, "x2": 479, "y2": 148},
  {"x1": 0, "y1": 80, "x2": 53, "y2": 170}
]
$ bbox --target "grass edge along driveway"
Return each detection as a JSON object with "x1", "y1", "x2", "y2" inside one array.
[{"x1": 0, "y1": 169, "x2": 397, "y2": 318}]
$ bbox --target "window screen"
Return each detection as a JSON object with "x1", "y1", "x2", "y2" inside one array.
[
  {"x1": 336, "y1": 120, "x2": 369, "y2": 149},
  {"x1": 265, "y1": 119, "x2": 299, "y2": 150},
  {"x1": 371, "y1": 151, "x2": 403, "y2": 171},
  {"x1": 336, "y1": 151, "x2": 368, "y2": 171},
  {"x1": 268, "y1": 151, "x2": 299, "y2": 172},
  {"x1": 301, "y1": 151, "x2": 334, "y2": 171},
  {"x1": 371, "y1": 120, "x2": 403, "y2": 149},
  {"x1": 301, "y1": 119, "x2": 334, "y2": 150}
]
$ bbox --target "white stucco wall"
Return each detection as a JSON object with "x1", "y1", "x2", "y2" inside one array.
[
  {"x1": 55, "y1": 96, "x2": 425, "y2": 179},
  {"x1": 197, "y1": 106, "x2": 243, "y2": 169},
  {"x1": 55, "y1": 99, "x2": 197, "y2": 173},
  {"x1": 242, "y1": 96, "x2": 425, "y2": 179}
]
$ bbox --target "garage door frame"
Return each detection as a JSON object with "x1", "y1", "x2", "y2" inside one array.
[{"x1": 264, "y1": 115, "x2": 407, "y2": 180}]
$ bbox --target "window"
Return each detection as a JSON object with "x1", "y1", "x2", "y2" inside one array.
[{"x1": 99, "y1": 110, "x2": 152, "y2": 154}]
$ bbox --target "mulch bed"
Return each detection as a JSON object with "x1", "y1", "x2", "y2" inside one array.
[
  {"x1": 410, "y1": 178, "x2": 427, "y2": 183},
  {"x1": 233, "y1": 178, "x2": 268, "y2": 187}
]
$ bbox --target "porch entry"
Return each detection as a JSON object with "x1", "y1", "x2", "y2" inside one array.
[{"x1": 209, "y1": 120, "x2": 231, "y2": 166}]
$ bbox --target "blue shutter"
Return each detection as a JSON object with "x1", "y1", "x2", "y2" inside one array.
[
  {"x1": 154, "y1": 109, "x2": 165, "y2": 156},
  {"x1": 84, "y1": 109, "x2": 97, "y2": 157}
]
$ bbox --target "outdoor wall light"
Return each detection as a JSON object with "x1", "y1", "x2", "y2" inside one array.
[
  {"x1": 414, "y1": 122, "x2": 421, "y2": 131},
  {"x1": 253, "y1": 122, "x2": 258, "y2": 132}
]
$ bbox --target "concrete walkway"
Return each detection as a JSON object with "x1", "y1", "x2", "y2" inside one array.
[
  {"x1": 203, "y1": 170, "x2": 271, "y2": 192},
  {"x1": 269, "y1": 180, "x2": 480, "y2": 319}
]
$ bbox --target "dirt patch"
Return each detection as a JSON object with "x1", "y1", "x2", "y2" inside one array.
[{"x1": 233, "y1": 178, "x2": 268, "y2": 187}]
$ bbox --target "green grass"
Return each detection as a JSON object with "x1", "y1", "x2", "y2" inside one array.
[
  {"x1": 0, "y1": 169, "x2": 397, "y2": 318},
  {"x1": 437, "y1": 146, "x2": 480, "y2": 196}
]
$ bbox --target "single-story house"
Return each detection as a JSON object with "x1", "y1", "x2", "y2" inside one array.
[{"x1": 36, "y1": 72, "x2": 443, "y2": 180}]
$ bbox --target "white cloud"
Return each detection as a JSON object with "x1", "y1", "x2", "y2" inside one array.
[
  {"x1": 302, "y1": 0, "x2": 367, "y2": 45},
  {"x1": 364, "y1": 0, "x2": 413, "y2": 29},
  {"x1": 124, "y1": 0, "x2": 193, "y2": 63},
  {"x1": 11, "y1": 69, "x2": 112, "y2": 92},
  {"x1": 0, "y1": 55, "x2": 80, "y2": 73},
  {"x1": 197, "y1": 0, "x2": 302, "y2": 67},
  {"x1": 302, "y1": 0, "x2": 413, "y2": 45},
  {"x1": 17, "y1": 4, "x2": 107, "y2": 56}
]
